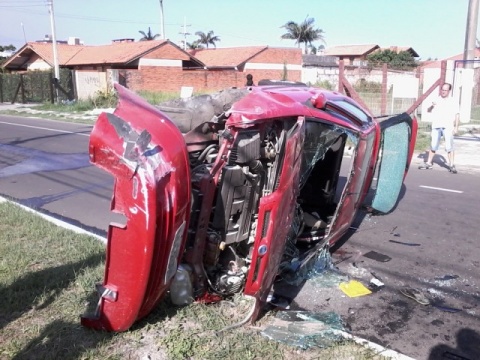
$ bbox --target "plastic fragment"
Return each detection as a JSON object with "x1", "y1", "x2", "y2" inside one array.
[{"x1": 339, "y1": 280, "x2": 372, "y2": 297}]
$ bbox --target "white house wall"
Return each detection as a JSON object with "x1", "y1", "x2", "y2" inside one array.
[
  {"x1": 27, "y1": 58, "x2": 51, "y2": 71},
  {"x1": 139, "y1": 58, "x2": 182, "y2": 67},
  {"x1": 75, "y1": 71, "x2": 107, "y2": 100}
]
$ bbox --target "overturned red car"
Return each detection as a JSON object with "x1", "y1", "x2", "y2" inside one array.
[{"x1": 82, "y1": 81, "x2": 417, "y2": 332}]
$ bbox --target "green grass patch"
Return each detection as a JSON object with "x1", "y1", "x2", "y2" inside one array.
[
  {"x1": 0, "y1": 200, "x2": 389, "y2": 359},
  {"x1": 470, "y1": 106, "x2": 480, "y2": 121},
  {"x1": 415, "y1": 130, "x2": 431, "y2": 153},
  {"x1": 36, "y1": 100, "x2": 96, "y2": 113},
  {"x1": 137, "y1": 90, "x2": 182, "y2": 105}
]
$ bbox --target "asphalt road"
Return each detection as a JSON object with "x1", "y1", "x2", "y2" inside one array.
[
  {"x1": 0, "y1": 114, "x2": 122, "y2": 236},
  {"x1": 1, "y1": 114, "x2": 479, "y2": 360}
]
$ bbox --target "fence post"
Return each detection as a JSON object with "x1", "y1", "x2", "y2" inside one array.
[
  {"x1": 338, "y1": 60, "x2": 344, "y2": 94},
  {"x1": 49, "y1": 73, "x2": 55, "y2": 104},
  {"x1": 405, "y1": 60, "x2": 447, "y2": 115},
  {"x1": 0, "y1": 74, "x2": 3, "y2": 103},
  {"x1": 381, "y1": 64, "x2": 388, "y2": 116},
  {"x1": 71, "y1": 70, "x2": 78, "y2": 101},
  {"x1": 12, "y1": 75, "x2": 22, "y2": 104},
  {"x1": 20, "y1": 74, "x2": 26, "y2": 103}
]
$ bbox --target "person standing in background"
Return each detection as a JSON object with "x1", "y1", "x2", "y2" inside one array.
[
  {"x1": 419, "y1": 83, "x2": 460, "y2": 173},
  {"x1": 245, "y1": 74, "x2": 255, "y2": 86}
]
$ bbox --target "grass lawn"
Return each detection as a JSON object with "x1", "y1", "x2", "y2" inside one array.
[{"x1": 0, "y1": 200, "x2": 390, "y2": 360}]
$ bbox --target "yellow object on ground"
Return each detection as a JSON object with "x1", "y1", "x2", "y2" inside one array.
[{"x1": 339, "y1": 280, "x2": 372, "y2": 297}]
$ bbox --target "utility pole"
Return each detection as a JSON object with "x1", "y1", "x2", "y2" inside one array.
[
  {"x1": 47, "y1": 0, "x2": 60, "y2": 81},
  {"x1": 159, "y1": 0, "x2": 165, "y2": 39},
  {"x1": 463, "y1": 0, "x2": 479, "y2": 69},
  {"x1": 179, "y1": 17, "x2": 191, "y2": 50},
  {"x1": 21, "y1": 22, "x2": 27, "y2": 43}
]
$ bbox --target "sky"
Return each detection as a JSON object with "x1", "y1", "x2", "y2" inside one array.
[{"x1": 0, "y1": 0, "x2": 477, "y2": 60}]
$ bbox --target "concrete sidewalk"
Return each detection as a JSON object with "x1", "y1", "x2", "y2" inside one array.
[{"x1": 414, "y1": 125, "x2": 480, "y2": 174}]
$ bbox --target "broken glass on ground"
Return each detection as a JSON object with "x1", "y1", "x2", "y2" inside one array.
[
  {"x1": 280, "y1": 245, "x2": 348, "y2": 287},
  {"x1": 261, "y1": 311, "x2": 346, "y2": 349}
]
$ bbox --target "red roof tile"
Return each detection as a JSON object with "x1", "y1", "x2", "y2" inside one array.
[
  {"x1": 26, "y1": 42, "x2": 84, "y2": 66},
  {"x1": 189, "y1": 46, "x2": 268, "y2": 67},
  {"x1": 65, "y1": 40, "x2": 169, "y2": 65},
  {"x1": 2, "y1": 40, "x2": 177, "y2": 69}
]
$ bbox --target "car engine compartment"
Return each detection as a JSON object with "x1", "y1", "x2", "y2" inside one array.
[{"x1": 158, "y1": 88, "x2": 357, "y2": 302}]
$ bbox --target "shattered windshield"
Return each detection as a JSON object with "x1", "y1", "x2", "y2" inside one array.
[{"x1": 299, "y1": 120, "x2": 358, "y2": 189}]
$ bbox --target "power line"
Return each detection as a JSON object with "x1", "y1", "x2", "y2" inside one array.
[{"x1": 3, "y1": 6, "x2": 176, "y2": 26}]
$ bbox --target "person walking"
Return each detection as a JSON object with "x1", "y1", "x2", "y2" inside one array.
[{"x1": 419, "y1": 83, "x2": 460, "y2": 173}]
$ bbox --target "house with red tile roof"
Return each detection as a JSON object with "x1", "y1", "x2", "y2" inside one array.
[
  {"x1": 2, "y1": 40, "x2": 302, "y2": 96},
  {"x1": 322, "y1": 44, "x2": 380, "y2": 66},
  {"x1": 320, "y1": 44, "x2": 419, "y2": 67}
]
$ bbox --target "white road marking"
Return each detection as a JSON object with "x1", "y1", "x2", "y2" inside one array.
[
  {"x1": 0, "y1": 196, "x2": 107, "y2": 243},
  {"x1": 0, "y1": 121, "x2": 90, "y2": 136},
  {"x1": 419, "y1": 185, "x2": 463, "y2": 194}
]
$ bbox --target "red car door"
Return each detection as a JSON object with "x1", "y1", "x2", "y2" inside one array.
[
  {"x1": 81, "y1": 84, "x2": 191, "y2": 331},
  {"x1": 244, "y1": 116, "x2": 305, "y2": 320}
]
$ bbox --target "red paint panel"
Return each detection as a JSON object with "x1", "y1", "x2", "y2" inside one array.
[{"x1": 81, "y1": 85, "x2": 190, "y2": 331}]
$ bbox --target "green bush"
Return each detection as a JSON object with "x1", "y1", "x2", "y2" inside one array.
[
  {"x1": 91, "y1": 89, "x2": 118, "y2": 108},
  {"x1": 353, "y1": 79, "x2": 382, "y2": 93},
  {"x1": 314, "y1": 79, "x2": 334, "y2": 90}
]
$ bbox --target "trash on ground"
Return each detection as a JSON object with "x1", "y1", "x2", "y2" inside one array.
[
  {"x1": 267, "y1": 294, "x2": 291, "y2": 309},
  {"x1": 399, "y1": 287, "x2": 430, "y2": 305},
  {"x1": 389, "y1": 239, "x2": 421, "y2": 246},
  {"x1": 368, "y1": 277, "x2": 385, "y2": 292},
  {"x1": 261, "y1": 311, "x2": 345, "y2": 349},
  {"x1": 431, "y1": 303, "x2": 462, "y2": 313},
  {"x1": 434, "y1": 274, "x2": 459, "y2": 281},
  {"x1": 362, "y1": 250, "x2": 392, "y2": 262},
  {"x1": 339, "y1": 280, "x2": 372, "y2": 297},
  {"x1": 389, "y1": 226, "x2": 400, "y2": 237}
]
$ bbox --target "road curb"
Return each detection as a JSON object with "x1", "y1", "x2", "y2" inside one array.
[{"x1": 0, "y1": 196, "x2": 107, "y2": 243}]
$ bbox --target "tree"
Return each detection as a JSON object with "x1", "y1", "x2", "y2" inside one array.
[
  {"x1": 139, "y1": 27, "x2": 160, "y2": 41},
  {"x1": 280, "y1": 17, "x2": 325, "y2": 53},
  {"x1": 194, "y1": 30, "x2": 220, "y2": 48},
  {"x1": 367, "y1": 49, "x2": 418, "y2": 70},
  {"x1": 0, "y1": 44, "x2": 16, "y2": 66},
  {"x1": 186, "y1": 40, "x2": 204, "y2": 50}
]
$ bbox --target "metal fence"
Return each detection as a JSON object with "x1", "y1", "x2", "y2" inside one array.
[
  {"x1": 0, "y1": 69, "x2": 74, "y2": 104},
  {"x1": 338, "y1": 62, "x2": 480, "y2": 132}
]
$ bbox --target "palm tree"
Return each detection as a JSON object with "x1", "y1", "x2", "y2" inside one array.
[
  {"x1": 139, "y1": 27, "x2": 160, "y2": 41},
  {"x1": 187, "y1": 40, "x2": 204, "y2": 50},
  {"x1": 195, "y1": 30, "x2": 220, "y2": 48},
  {"x1": 280, "y1": 17, "x2": 325, "y2": 53}
]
